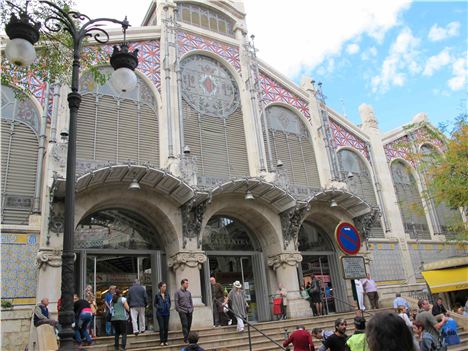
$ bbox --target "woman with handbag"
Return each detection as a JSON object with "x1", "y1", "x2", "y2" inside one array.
[{"x1": 154, "y1": 281, "x2": 171, "y2": 346}]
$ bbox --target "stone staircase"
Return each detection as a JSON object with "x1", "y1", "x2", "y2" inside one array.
[{"x1": 84, "y1": 310, "x2": 467, "y2": 351}]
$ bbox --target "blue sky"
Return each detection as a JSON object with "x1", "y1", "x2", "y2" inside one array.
[
  {"x1": 309, "y1": 1, "x2": 468, "y2": 132},
  {"x1": 72, "y1": 0, "x2": 467, "y2": 132}
]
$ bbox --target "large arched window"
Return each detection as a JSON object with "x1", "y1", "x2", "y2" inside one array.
[
  {"x1": 202, "y1": 216, "x2": 257, "y2": 251},
  {"x1": 264, "y1": 105, "x2": 320, "y2": 188},
  {"x1": 298, "y1": 222, "x2": 333, "y2": 252},
  {"x1": 181, "y1": 54, "x2": 249, "y2": 180},
  {"x1": 1, "y1": 86, "x2": 39, "y2": 224},
  {"x1": 76, "y1": 68, "x2": 159, "y2": 169},
  {"x1": 420, "y1": 144, "x2": 462, "y2": 238},
  {"x1": 176, "y1": 2, "x2": 235, "y2": 37},
  {"x1": 391, "y1": 161, "x2": 430, "y2": 239},
  {"x1": 338, "y1": 149, "x2": 384, "y2": 237}
]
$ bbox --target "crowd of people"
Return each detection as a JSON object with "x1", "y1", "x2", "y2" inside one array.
[
  {"x1": 282, "y1": 294, "x2": 464, "y2": 351},
  {"x1": 34, "y1": 279, "x2": 466, "y2": 351}
]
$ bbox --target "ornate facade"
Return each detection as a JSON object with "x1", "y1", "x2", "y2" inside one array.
[{"x1": 1, "y1": 1, "x2": 466, "y2": 349}]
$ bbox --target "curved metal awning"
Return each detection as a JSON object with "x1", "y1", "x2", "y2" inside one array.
[
  {"x1": 306, "y1": 188, "x2": 373, "y2": 218},
  {"x1": 210, "y1": 178, "x2": 296, "y2": 213},
  {"x1": 52, "y1": 165, "x2": 195, "y2": 206}
]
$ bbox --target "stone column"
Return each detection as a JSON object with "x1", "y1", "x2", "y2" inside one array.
[
  {"x1": 167, "y1": 251, "x2": 212, "y2": 329},
  {"x1": 268, "y1": 252, "x2": 313, "y2": 318}
]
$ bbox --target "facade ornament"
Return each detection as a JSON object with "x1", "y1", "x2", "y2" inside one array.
[
  {"x1": 359, "y1": 103, "x2": 379, "y2": 129},
  {"x1": 280, "y1": 205, "x2": 309, "y2": 249},
  {"x1": 181, "y1": 197, "x2": 208, "y2": 248},
  {"x1": 36, "y1": 249, "x2": 63, "y2": 269},
  {"x1": 354, "y1": 208, "x2": 380, "y2": 242},
  {"x1": 267, "y1": 252, "x2": 303, "y2": 271},
  {"x1": 48, "y1": 200, "x2": 64, "y2": 245},
  {"x1": 167, "y1": 251, "x2": 207, "y2": 271}
]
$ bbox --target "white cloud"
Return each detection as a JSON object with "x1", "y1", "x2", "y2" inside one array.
[
  {"x1": 244, "y1": 0, "x2": 410, "y2": 77},
  {"x1": 361, "y1": 46, "x2": 378, "y2": 60},
  {"x1": 423, "y1": 48, "x2": 452, "y2": 76},
  {"x1": 448, "y1": 57, "x2": 467, "y2": 91},
  {"x1": 346, "y1": 43, "x2": 360, "y2": 55},
  {"x1": 371, "y1": 27, "x2": 421, "y2": 93},
  {"x1": 428, "y1": 22, "x2": 460, "y2": 41}
]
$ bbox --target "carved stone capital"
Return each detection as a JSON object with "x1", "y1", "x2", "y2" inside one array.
[
  {"x1": 268, "y1": 252, "x2": 303, "y2": 271},
  {"x1": 36, "y1": 249, "x2": 63, "y2": 269},
  {"x1": 181, "y1": 198, "x2": 207, "y2": 249},
  {"x1": 280, "y1": 205, "x2": 308, "y2": 250},
  {"x1": 168, "y1": 251, "x2": 207, "y2": 271}
]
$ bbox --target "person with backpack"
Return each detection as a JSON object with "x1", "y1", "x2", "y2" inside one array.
[
  {"x1": 309, "y1": 275, "x2": 323, "y2": 316},
  {"x1": 111, "y1": 288, "x2": 130, "y2": 351},
  {"x1": 416, "y1": 299, "x2": 449, "y2": 351},
  {"x1": 440, "y1": 317, "x2": 460, "y2": 346},
  {"x1": 413, "y1": 320, "x2": 437, "y2": 351}
]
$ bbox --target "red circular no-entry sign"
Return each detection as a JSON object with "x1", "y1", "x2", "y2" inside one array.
[{"x1": 335, "y1": 222, "x2": 361, "y2": 255}]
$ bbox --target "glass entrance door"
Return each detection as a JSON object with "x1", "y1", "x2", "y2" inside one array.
[
  {"x1": 208, "y1": 255, "x2": 258, "y2": 321},
  {"x1": 85, "y1": 254, "x2": 153, "y2": 336}
]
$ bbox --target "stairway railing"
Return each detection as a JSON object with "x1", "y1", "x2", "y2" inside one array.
[
  {"x1": 215, "y1": 300, "x2": 287, "y2": 351},
  {"x1": 331, "y1": 295, "x2": 377, "y2": 319}
]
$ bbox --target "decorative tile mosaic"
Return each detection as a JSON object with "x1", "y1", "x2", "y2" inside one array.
[
  {"x1": 330, "y1": 120, "x2": 369, "y2": 160},
  {"x1": 85, "y1": 40, "x2": 161, "y2": 90},
  {"x1": 177, "y1": 31, "x2": 241, "y2": 72},
  {"x1": 368, "y1": 242, "x2": 405, "y2": 281},
  {"x1": 1, "y1": 233, "x2": 39, "y2": 299},
  {"x1": 383, "y1": 135, "x2": 414, "y2": 165},
  {"x1": 259, "y1": 73, "x2": 310, "y2": 118},
  {"x1": 408, "y1": 243, "x2": 463, "y2": 278},
  {"x1": 413, "y1": 127, "x2": 445, "y2": 150}
]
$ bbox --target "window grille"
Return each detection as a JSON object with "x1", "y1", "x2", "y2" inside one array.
[
  {"x1": 390, "y1": 161, "x2": 430, "y2": 239},
  {"x1": 176, "y1": 2, "x2": 235, "y2": 37},
  {"x1": 1, "y1": 86, "x2": 39, "y2": 224}
]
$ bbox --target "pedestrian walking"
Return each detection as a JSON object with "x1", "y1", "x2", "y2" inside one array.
[
  {"x1": 127, "y1": 279, "x2": 148, "y2": 336},
  {"x1": 111, "y1": 288, "x2": 129, "y2": 351},
  {"x1": 311, "y1": 328, "x2": 334, "y2": 351},
  {"x1": 210, "y1": 277, "x2": 224, "y2": 327},
  {"x1": 361, "y1": 274, "x2": 379, "y2": 309},
  {"x1": 398, "y1": 305, "x2": 413, "y2": 328},
  {"x1": 416, "y1": 299, "x2": 449, "y2": 351},
  {"x1": 283, "y1": 325, "x2": 314, "y2": 351},
  {"x1": 277, "y1": 284, "x2": 288, "y2": 320},
  {"x1": 367, "y1": 311, "x2": 416, "y2": 351},
  {"x1": 154, "y1": 281, "x2": 171, "y2": 346},
  {"x1": 393, "y1": 293, "x2": 411, "y2": 314},
  {"x1": 345, "y1": 317, "x2": 368, "y2": 351},
  {"x1": 322, "y1": 318, "x2": 348, "y2": 351},
  {"x1": 228, "y1": 281, "x2": 248, "y2": 332},
  {"x1": 103, "y1": 285, "x2": 116, "y2": 336},
  {"x1": 73, "y1": 294, "x2": 94, "y2": 346},
  {"x1": 309, "y1": 275, "x2": 323, "y2": 316},
  {"x1": 175, "y1": 278, "x2": 194, "y2": 343}
]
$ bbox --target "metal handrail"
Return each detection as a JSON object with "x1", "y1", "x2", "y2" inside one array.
[
  {"x1": 215, "y1": 300, "x2": 286, "y2": 351},
  {"x1": 331, "y1": 295, "x2": 377, "y2": 319}
]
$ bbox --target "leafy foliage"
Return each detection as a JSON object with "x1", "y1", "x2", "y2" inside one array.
[{"x1": 1, "y1": 0, "x2": 112, "y2": 97}]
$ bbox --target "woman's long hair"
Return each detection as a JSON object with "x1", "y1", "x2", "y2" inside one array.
[
  {"x1": 367, "y1": 311, "x2": 416, "y2": 351},
  {"x1": 112, "y1": 288, "x2": 121, "y2": 304}
]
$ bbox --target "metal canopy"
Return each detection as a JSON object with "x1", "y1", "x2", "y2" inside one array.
[
  {"x1": 306, "y1": 188, "x2": 372, "y2": 218},
  {"x1": 52, "y1": 165, "x2": 195, "y2": 205},
  {"x1": 210, "y1": 178, "x2": 297, "y2": 213}
]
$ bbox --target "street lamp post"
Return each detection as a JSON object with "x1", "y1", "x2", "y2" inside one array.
[{"x1": 4, "y1": 1, "x2": 138, "y2": 349}]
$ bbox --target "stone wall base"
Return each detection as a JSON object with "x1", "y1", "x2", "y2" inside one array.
[
  {"x1": 1, "y1": 307, "x2": 33, "y2": 351},
  {"x1": 286, "y1": 298, "x2": 313, "y2": 319}
]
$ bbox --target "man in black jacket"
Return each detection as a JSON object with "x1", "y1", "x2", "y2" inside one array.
[{"x1": 127, "y1": 279, "x2": 148, "y2": 336}]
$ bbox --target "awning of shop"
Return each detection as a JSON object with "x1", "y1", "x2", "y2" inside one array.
[{"x1": 422, "y1": 266, "x2": 468, "y2": 293}]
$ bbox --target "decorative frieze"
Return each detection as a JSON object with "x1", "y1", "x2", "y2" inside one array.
[
  {"x1": 267, "y1": 252, "x2": 302, "y2": 271},
  {"x1": 354, "y1": 208, "x2": 380, "y2": 241},
  {"x1": 168, "y1": 251, "x2": 207, "y2": 271},
  {"x1": 280, "y1": 205, "x2": 309, "y2": 249},
  {"x1": 181, "y1": 198, "x2": 208, "y2": 248}
]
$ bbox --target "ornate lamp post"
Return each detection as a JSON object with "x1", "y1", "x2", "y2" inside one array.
[{"x1": 4, "y1": 1, "x2": 139, "y2": 349}]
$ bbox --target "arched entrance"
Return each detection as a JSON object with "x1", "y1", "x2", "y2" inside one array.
[
  {"x1": 75, "y1": 208, "x2": 165, "y2": 335},
  {"x1": 201, "y1": 215, "x2": 270, "y2": 322},
  {"x1": 298, "y1": 221, "x2": 348, "y2": 314}
]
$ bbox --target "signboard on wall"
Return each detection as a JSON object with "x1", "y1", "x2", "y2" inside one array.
[{"x1": 341, "y1": 256, "x2": 367, "y2": 279}]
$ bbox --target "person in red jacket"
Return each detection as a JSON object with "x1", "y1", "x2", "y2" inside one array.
[{"x1": 283, "y1": 325, "x2": 315, "y2": 351}]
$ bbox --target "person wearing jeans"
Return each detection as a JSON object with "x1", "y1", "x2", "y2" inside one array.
[
  {"x1": 174, "y1": 278, "x2": 193, "y2": 343},
  {"x1": 73, "y1": 294, "x2": 93, "y2": 346},
  {"x1": 154, "y1": 281, "x2": 171, "y2": 346}
]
